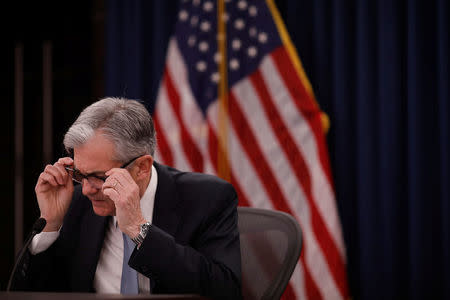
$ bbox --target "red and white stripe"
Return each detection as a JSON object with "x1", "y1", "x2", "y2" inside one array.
[{"x1": 154, "y1": 38, "x2": 349, "y2": 300}]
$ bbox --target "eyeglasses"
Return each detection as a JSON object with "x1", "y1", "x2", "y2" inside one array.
[{"x1": 65, "y1": 156, "x2": 141, "y2": 188}]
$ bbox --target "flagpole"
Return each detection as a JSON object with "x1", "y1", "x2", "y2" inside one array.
[{"x1": 217, "y1": 0, "x2": 231, "y2": 181}]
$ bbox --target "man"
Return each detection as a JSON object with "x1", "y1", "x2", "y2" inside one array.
[{"x1": 12, "y1": 97, "x2": 242, "y2": 299}]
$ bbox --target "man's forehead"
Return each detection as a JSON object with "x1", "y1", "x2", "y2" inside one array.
[
  {"x1": 73, "y1": 155, "x2": 116, "y2": 174},
  {"x1": 73, "y1": 137, "x2": 118, "y2": 173}
]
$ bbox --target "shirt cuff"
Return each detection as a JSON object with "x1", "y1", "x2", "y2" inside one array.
[{"x1": 29, "y1": 230, "x2": 60, "y2": 255}]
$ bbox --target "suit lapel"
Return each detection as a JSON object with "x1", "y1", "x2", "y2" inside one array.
[
  {"x1": 152, "y1": 163, "x2": 181, "y2": 242},
  {"x1": 73, "y1": 202, "x2": 108, "y2": 292},
  {"x1": 150, "y1": 163, "x2": 182, "y2": 293}
]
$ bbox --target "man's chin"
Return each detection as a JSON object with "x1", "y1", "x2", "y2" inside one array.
[{"x1": 90, "y1": 200, "x2": 115, "y2": 216}]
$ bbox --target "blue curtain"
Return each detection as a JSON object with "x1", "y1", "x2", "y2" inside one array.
[{"x1": 105, "y1": 0, "x2": 449, "y2": 299}]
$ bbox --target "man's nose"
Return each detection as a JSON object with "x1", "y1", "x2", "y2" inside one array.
[{"x1": 81, "y1": 179, "x2": 99, "y2": 195}]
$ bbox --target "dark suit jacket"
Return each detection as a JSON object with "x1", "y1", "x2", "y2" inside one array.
[{"x1": 12, "y1": 162, "x2": 242, "y2": 299}]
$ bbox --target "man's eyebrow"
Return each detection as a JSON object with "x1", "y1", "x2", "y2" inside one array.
[{"x1": 73, "y1": 165, "x2": 108, "y2": 177}]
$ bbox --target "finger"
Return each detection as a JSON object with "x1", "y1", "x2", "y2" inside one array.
[
  {"x1": 110, "y1": 178, "x2": 126, "y2": 195},
  {"x1": 104, "y1": 175, "x2": 133, "y2": 196},
  {"x1": 58, "y1": 157, "x2": 74, "y2": 166},
  {"x1": 44, "y1": 165, "x2": 65, "y2": 185},
  {"x1": 110, "y1": 169, "x2": 134, "y2": 185},
  {"x1": 102, "y1": 178, "x2": 121, "y2": 197},
  {"x1": 105, "y1": 167, "x2": 120, "y2": 177},
  {"x1": 102, "y1": 187, "x2": 119, "y2": 201},
  {"x1": 39, "y1": 172, "x2": 59, "y2": 187},
  {"x1": 102, "y1": 176, "x2": 118, "y2": 190},
  {"x1": 105, "y1": 167, "x2": 133, "y2": 178},
  {"x1": 53, "y1": 162, "x2": 70, "y2": 183}
]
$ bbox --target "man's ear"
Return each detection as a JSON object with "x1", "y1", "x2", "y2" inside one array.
[{"x1": 136, "y1": 155, "x2": 153, "y2": 179}]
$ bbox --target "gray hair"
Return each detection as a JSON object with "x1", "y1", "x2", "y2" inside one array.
[{"x1": 63, "y1": 97, "x2": 156, "y2": 162}]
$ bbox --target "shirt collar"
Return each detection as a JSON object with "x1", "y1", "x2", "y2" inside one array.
[{"x1": 140, "y1": 165, "x2": 157, "y2": 223}]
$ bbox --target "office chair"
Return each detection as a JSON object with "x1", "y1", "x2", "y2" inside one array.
[{"x1": 238, "y1": 207, "x2": 303, "y2": 300}]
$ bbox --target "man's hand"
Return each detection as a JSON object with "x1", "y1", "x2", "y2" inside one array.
[
  {"x1": 102, "y1": 168, "x2": 146, "y2": 238},
  {"x1": 35, "y1": 157, "x2": 74, "y2": 232}
]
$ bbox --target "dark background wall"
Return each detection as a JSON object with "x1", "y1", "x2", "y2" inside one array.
[{"x1": 0, "y1": 0, "x2": 105, "y2": 289}]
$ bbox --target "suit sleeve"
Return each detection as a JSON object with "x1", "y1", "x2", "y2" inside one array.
[
  {"x1": 128, "y1": 183, "x2": 242, "y2": 299},
  {"x1": 10, "y1": 243, "x2": 69, "y2": 292},
  {"x1": 10, "y1": 187, "x2": 84, "y2": 292}
]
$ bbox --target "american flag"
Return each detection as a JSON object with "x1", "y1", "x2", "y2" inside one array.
[{"x1": 153, "y1": 0, "x2": 349, "y2": 299}]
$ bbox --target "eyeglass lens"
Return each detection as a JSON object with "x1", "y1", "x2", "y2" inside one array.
[{"x1": 65, "y1": 168, "x2": 105, "y2": 188}]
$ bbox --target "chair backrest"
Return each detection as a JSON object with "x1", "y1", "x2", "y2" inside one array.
[{"x1": 238, "y1": 207, "x2": 302, "y2": 300}]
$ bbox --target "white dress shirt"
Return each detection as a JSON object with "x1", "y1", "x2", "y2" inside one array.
[{"x1": 30, "y1": 165, "x2": 158, "y2": 294}]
